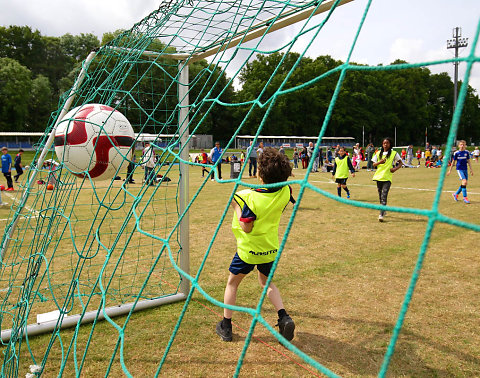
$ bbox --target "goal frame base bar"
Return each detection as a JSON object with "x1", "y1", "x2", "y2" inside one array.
[{"x1": 0, "y1": 293, "x2": 187, "y2": 342}]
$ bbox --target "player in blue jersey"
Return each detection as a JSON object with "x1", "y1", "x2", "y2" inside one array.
[
  {"x1": 1, "y1": 147, "x2": 13, "y2": 191},
  {"x1": 447, "y1": 140, "x2": 474, "y2": 204}
]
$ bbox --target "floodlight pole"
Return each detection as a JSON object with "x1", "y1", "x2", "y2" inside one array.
[
  {"x1": 178, "y1": 61, "x2": 190, "y2": 296},
  {"x1": 447, "y1": 27, "x2": 468, "y2": 113}
]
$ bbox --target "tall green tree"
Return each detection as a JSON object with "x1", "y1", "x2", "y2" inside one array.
[
  {"x1": 0, "y1": 26, "x2": 44, "y2": 75},
  {"x1": 28, "y1": 75, "x2": 53, "y2": 131},
  {"x1": 0, "y1": 58, "x2": 32, "y2": 131}
]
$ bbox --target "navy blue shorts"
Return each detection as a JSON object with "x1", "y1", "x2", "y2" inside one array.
[{"x1": 229, "y1": 252, "x2": 274, "y2": 276}]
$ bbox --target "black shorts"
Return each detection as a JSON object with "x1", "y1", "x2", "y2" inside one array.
[
  {"x1": 335, "y1": 178, "x2": 348, "y2": 185},
  {"x1": 228, "y1": 252, "x2": 274, "y2": 276}
]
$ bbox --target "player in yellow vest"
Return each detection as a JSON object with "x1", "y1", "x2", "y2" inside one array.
[
  {"x1": 332, "y1": 146, "x2": 355, "y2": 198},
  {"x1": 371, "y1": 137, "x2": 403, "y2": 222},
  {"x1": 216, "y1": 147, "x2": 296, "y2": 342}
]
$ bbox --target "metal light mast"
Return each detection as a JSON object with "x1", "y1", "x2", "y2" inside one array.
[{"x1": 447, "y1": 27, "x2": 468, "y2": 113}]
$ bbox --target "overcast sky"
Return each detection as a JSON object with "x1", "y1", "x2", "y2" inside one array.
[{"x1": 1, "y1": 0, "x2": 479, "y2": 93}]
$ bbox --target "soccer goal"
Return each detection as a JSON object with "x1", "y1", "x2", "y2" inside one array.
[{"x1": 0, "y1": 0, "x2": 478, "y2": 377}]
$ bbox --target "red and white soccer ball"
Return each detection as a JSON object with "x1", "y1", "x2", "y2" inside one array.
[{"x1": 54, "y1": 104, "x2": 135, "y2": 181}]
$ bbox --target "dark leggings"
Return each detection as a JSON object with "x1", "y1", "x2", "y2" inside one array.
[
  {"x1": 376, "y1": 180, "x2": 391, "y2": 216},
  {"x1": 3, "y1": 172, "x2": 13, "y2": 188}
]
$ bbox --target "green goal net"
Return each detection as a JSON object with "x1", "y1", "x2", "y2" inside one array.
[{"x1": 0, "y1": 0, "x2": 478, "y2": 376}]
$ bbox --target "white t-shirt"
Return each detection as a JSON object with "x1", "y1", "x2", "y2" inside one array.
[{"x1": 141, "y1": 146, "x2": 156, "y2": 168}]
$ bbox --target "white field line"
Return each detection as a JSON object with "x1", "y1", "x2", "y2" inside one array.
[
  {"x1": 307, "y1": 176, "x2": 480, "y2": 195},
  {"x1": 0, "y1": 215, "x2": 41, "y2": 222},
  {"x1": 0, "y1": 191, "x2": 41, "y2": 221}
]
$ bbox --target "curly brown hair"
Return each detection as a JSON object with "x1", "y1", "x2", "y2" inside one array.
[{"x1": 258, "y1": 147, "x2": 292, "y2": 184}]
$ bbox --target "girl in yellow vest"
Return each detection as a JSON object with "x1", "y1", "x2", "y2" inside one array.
[
  {"x1": 216, "y1": 147, "x2": 296, "y2": 342},
  {"x1": 332, "y1": 146, "x2": 355, "y2": 198},
  {"x1": 372, "y1": 137, "x2": 403, "y2": 222}
]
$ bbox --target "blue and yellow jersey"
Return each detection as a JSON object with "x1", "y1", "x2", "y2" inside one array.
[
  {"x1": 453, "y1": 150, "x2": 470, "y2": 171},
  {"x1": 232, "y1": 185, "x2": 294, "y2": 264}
]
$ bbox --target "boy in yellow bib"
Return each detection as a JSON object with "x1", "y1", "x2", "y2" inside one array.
[
  {"x1": 216, "y1": 147, "x2": 296, "y2": 342},
  {"x1": 371, "y1": 137, "x2": 403, "y2": 221}
]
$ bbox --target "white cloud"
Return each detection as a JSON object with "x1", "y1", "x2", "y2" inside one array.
[{"x1": 0, "y1": 0, "x2": 159, "y2": 38}]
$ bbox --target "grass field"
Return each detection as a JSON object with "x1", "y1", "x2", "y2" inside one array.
[{"x1": 0, "y1": 154, "x2": 479, "y2": 377}]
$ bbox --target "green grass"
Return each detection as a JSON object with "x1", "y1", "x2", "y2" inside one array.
[{"x1": 0, "y1": 158, "x2": 479, "y2": 377}]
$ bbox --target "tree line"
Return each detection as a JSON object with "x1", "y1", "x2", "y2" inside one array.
[{"x1": 0, "y1": 26, "x2": 478, "y2": 146}]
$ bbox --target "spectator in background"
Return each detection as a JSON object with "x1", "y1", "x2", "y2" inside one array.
[
  {"x1": 300, "y1": 146, "x2": 308, "y2": 169},
  {"x1": 318, "y1": 145, "x2": 324, "y2": 168},
  {"x1": 406, "y1": 145, "x2": 413, "y2": 165},
  {"x1": 473, "y1": 146, "x2": 479, "y2": 162},
  {"x1": 312, "y1": 144, "x2": 320, "y2": 173},
  {"x1": 141, "y1": 141, "x2": 156, "y2": 186},
  {"x1": 431, "y1": 146, "x2": 437, "y2": 162},
  {"x1": 247, "y1": 141, "x2": 257, "y2": 178},
  {"x1": 125, "y1": 153, "x2": 136, "y2": 184},
  {"x1": 292, "y1": 147, "x2": 299, "y2": 169},
  {"x1": 307, "y1": 142, "x2": 314, "y2": 168},
  {"x1": 425, "y1": 147, "x2": 431, "y2": 162},
  {"x1": 334, "y1": 144, "x2": 341, "y2": 157},
  {"x1": 436, "y1": 147, "x2": 442, "y2": 161},
  {"x1": 416, "y1": 149, "x2": 422, "y2": 165},
  {"x1": 14, "y1": 149, "x2": 24, "y2": 183},
  {"x1": 353, "y1": 143, "x2": 360, "y2": 158},
  {"x1": 209, "y1": 141, "x2": 223, "y2": 181},
  {"x1": 366, "y1": 143, "x2": 375, "y2": 171},
  {"x1": 257, "y1": 142, "x2": 264, "y2": 157}
]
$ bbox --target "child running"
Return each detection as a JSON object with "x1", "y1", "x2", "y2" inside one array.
[
  {"x1": 199, "y1": 148, "x2": 210, "y2": 178},
  {"x1": 216, "y1": 147, "x2": 296, "y2": 342},
  {"x1": 447, "y1": 140, "x2": 474, "y2": 204},
  {"x1": 371, "y1": 137, "x2": 403, "y2": 222},
  {"x1": 14, "y1": 149, "x2": 24, "y2": 183},
  {"x1": 332, "y1": 146, "x2": 355, "y2": 198}
]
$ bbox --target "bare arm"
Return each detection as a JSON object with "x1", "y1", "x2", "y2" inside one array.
[
  {"x1": 447, "y1": 156, "x2": 455, "y2": 175},
  {"x1": 468, "y1": 159, "x2": 474, "y2": 175},
  {"x1": 390, "y1": 159, "x2": 403, "y2": 173},
  {"x1": 231, "y1": 201, "x2": 254, "y2": 233}
]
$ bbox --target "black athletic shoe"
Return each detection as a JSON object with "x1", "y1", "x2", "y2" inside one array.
[
  {"x1": 277, "y1": 315, "x2": 295, "y2": 341},
  {"x1": 216, "y1": 321, "x2": 232, "y2": 342}
]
